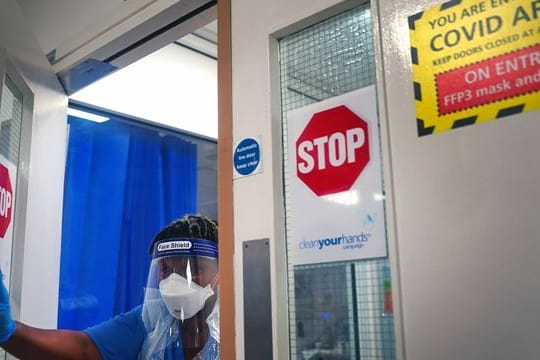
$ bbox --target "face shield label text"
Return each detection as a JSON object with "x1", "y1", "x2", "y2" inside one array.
[{"x1": 157, "y1": 240, "x2": 193, "y2": 252}]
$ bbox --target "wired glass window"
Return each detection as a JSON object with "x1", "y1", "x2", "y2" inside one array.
[
  {"x1": 280, "y1": 4, "x2": 396, "y2": 360},
  {"x1": 0, "y1": 75, "x2": 23, "y2": 164}
]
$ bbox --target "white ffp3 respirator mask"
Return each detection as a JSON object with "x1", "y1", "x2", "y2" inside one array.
[{"x1": 159, "y1": 272, "x2": 214, "y2": 320}]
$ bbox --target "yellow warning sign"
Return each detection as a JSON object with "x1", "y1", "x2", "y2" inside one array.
[{"x1": 409, "y1": 0, "x2": 540, "y2": 136}]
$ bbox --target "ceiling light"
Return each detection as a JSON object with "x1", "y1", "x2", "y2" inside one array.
[{"x1": 67, "y1": 108, "x2": 109, "y2": 123}]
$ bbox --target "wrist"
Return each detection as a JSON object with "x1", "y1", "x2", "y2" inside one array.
[{"x1": 0, "y1": 319, "x2": 15, "y2": 344}]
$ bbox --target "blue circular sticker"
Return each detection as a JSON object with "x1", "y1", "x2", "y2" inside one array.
[{"x1": 234, "y1": 138, "x2": 260, "y2": 176}]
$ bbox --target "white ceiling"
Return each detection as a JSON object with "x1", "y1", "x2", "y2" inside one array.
[
  {"x1": 15, "y1": 0, "x2": 217, "y2": 74},
  {"x1": 16, "y1": 0, "x2": 159, "y2": 56},
  {"x1": 15, "y1": 0, "x2": 218, "y2": 138},
  {"x1": 70, "y1": 42, "x2": 218, "y2": 138},
  {"x1": 175, "y1": 20, "x2": 217, "y2": 59}
]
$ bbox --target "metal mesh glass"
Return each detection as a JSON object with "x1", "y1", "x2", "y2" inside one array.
[
  {"x1": 0, "y1": 75, "x2": 23, "y2": 164},
  {"x1": 279, "y1": 4, "x2": 396, "y2": 360}
]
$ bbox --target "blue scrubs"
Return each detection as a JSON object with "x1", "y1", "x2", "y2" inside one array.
[
  {"x1": 84, "y1": 306, "x2": 219, "y2": 360},
  {"x1": 84, "y1": 305, "x2": 146, "y2": 359}
]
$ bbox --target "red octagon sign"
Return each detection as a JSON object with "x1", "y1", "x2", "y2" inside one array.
[
  {"x1": 296, "y1": 105, "x2": 370, "y2": 196},
  {"x1": 0, "y1": 163, "x2": 13, "y2": 238}
]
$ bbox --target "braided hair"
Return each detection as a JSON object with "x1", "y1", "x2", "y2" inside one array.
[{"x1": 148, "y1": 214, "x2": 218, "y2": 254}]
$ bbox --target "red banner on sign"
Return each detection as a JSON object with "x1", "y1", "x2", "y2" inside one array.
[{"x1": 437, "y1": 44, "x2": 540, "y2": 115}]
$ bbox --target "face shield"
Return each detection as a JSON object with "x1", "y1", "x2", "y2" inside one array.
[{"x1": 140, "y1": 238, "x2": 219, "y2": 359}]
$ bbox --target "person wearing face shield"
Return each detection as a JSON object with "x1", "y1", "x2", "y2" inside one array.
[{"x1": 0, "y1": 214, "x2": 220, "y2": 360}]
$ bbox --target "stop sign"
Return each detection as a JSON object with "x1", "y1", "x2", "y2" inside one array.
[
  {"x1": 295, "y1": 105, "x2": 370, "y2": 196},
  {"x1": 0, "y1": 163, "x2": 13, "y2": 238}
]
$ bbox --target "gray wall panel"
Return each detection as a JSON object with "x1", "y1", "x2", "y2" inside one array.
[{"x1": 243, "y1": 238, "x2": 273, "y2": 360}]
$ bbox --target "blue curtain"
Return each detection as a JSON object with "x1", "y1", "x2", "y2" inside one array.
[{"x1": 58, "y1": 112, "x2": 197, "y2": 330}]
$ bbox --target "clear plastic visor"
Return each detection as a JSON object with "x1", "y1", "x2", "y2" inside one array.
[
  {"x1": 145, "y1": 254, "x2": 218, "y2": 290},
  {"x1": 140, "y1": 238, "x2": 219, "y2": 358},
  {"x1": 145, "y1": 237, "x2": 218, "y2": 291}
]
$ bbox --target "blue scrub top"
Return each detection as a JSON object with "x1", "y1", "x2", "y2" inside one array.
[
  {"x1": 84, "y1": 305, "x2": 147, "y2": 359},
  {"x1": 85, "y1": 305, "x2": 219, "y2": 360}
]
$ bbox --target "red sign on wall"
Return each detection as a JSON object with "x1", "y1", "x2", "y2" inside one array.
[
  {"x1": 437, "y1": 44, "x2": 540, "y2": 115},
  {"x1": 409, "y1": 0, "x2": 540, "y2": 135},
  {"x1": 286, "y1": 86, "x2": 387, "y2": 265},
  {"x1": 0, "y1": 163, "x2": 13, "y2": 238},
  {"x1": 295, "y1": 105, "x2": 370, "y2": 196}
]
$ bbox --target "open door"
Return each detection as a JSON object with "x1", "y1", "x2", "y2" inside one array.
[{"x1": 0, "y1": 49, "x2": 35, "y2": 360}]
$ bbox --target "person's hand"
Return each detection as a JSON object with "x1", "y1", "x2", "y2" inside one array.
[{"x1": 0, "y1": 269, "x2": 15, "y2": 343}]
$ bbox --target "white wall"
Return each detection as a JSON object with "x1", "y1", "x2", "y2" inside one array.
[
  {"x1": 0, "y1": 0, "x2": 68, "y2": 328},
  {"x1": 70, "y1": 43, "x2": 218, "y2": 139},
  {"x1": 379, "y1": 0, "x2": 540, "y2": 359},
  {"x1": 231, "y1": 1, "x2": 540, "y2": 360}
]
